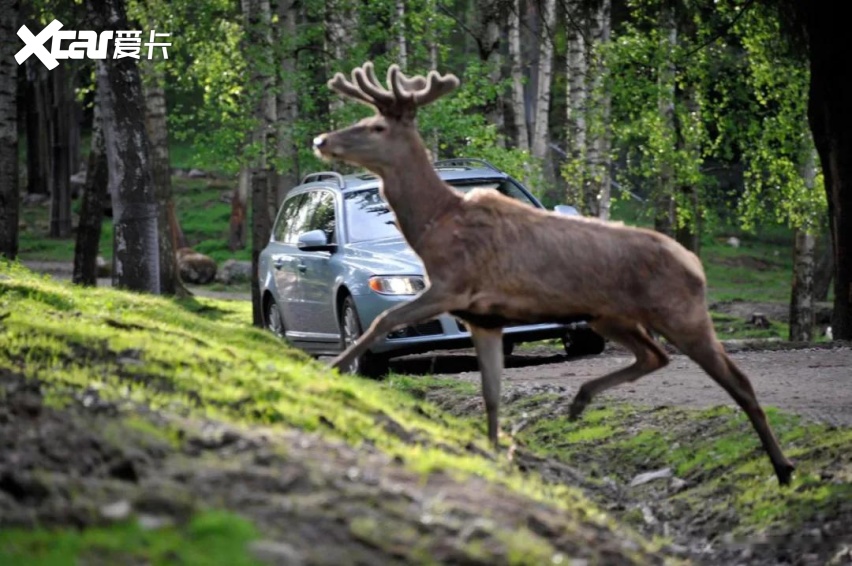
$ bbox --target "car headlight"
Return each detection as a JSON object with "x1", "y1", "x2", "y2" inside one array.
[{"x1": 368, "y1": 275, "x2": 426, "y2": 295}]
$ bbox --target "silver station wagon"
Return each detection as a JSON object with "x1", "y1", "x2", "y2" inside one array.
[{"x1": 258, "y1": 159, "x2": 604, "y2": 375}]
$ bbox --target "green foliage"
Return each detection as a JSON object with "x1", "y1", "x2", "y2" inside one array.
[
  {"x1": 16, "y1": 176, "x2": 246, "y2": 264},
  {"x1": 0, "y1": 512, "x2": 261, "y2": 566},
  {"x1": 721, "y1": 0, "x2": 826, "y2": 231}
]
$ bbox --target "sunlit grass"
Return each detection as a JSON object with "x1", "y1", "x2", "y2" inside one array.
[
  {"x1": 0, "y1": 511, "x2": 261, "y2": 566},
  {"x1": 0, "y1": 263, "x2": 646, "y2": 560}
]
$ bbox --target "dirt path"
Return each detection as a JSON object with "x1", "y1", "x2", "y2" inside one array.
[
  {"x1": 395, "y1": 344, "x2": 852, "y2": 426},
  {"x1": 21, "y1": 260, "x2": 250, "y2": 301}
]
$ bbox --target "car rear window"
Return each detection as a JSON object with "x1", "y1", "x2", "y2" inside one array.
[{"x1": 343, "y1": 179, "x2": 539, "y2": 243}]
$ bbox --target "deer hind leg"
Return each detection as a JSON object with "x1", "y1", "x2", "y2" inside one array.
[
  {"x1": 330, "y1": 287, "x2": 460, "y2": 372},
  {"x1": 660, "y1": 317, "x2": 795, "y2": 485},
  {"x1": 468, "y1": 325, "x2": 504, "y2": 449},
  {"x1": 569, "y1": 318, "x2": 669, "y2": 420}
]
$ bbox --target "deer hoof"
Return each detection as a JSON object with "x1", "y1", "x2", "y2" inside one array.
[
  {"x1": 776, "y1": 461, "x2": 796, "y2": 486},
  {"x1": 568, "y1": 386, "x2": 593, "y2": 420}
]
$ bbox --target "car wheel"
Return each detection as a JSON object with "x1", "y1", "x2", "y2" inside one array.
[
  {"x1": 264, "y1": 297, "x2": 286, "y2": 339},
  {"x1": 503, "y1": 340, "x2": 515, "y2": 357},
  {"x1": 339, "y1": 296, "x2": 389, "y2": 378},
  {"x1": 562, "y1": 328, "x2": 606, "y2": 357}
]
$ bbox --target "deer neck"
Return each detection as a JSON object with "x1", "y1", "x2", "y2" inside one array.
[{"x1": 376, "y1": 147, "x2": 461, "y2": 253}]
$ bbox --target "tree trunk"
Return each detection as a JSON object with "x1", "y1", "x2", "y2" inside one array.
[
  {"x1": 49, "y1": 64, "x2": 73, "y2": 238},
  {"x1": 814, "y1": 234, "x2": 833, "y2": 301},
  {"x1": 476, "y1": 0, "x2": 504, "y2": 140},
  {"x1": 585, "y1": 0, "x2": 612, "y2": 219},
  {"x1": 565, "y1": 0, "x2": 587, "y2": 207},
  {"x1": 326, "y1": 0, "x2": 354, "y2": 115},
  {"x1": 25, "y1": 58, "x2": 50, "y2": 195},
  {"x1": 530, "y1": 0, "x2": 555, "y2": 159},
  {"x1": 90, "y1": 0, "x2": 160, "y2": 293},
  {"x1": 508, "y1": 0, "x2": 529, "y2": 150},
  {"x1": 69, "y1": 99, "x2": 82, "y2": 175},
  {"x1": 275, "y1": 0, "x2": 301, "y2": 204},
  {"x1": 654, "y1": 3, "x2": 677, "y2": 237},
  {"x1": 251, "y1": 171, "x2": 272, "y2": 326},
  {"x1": 244, "y1": 0, "x2": 277, "y2": 326},
  {"x1": 790, "y1": 228, "x2": 815, "y2": 341},
  {"x1": 142, "y1": 61, "x2": 187, "y2": 296},
  {"x1": 531, "y1": 0, "x2": 556, "y2": 190},
  {"x1": 229, "y1": 168, "x2": 249, "y2": 251},
  {"x1": 73, "y1": 84, "x2": 108, "y2": 286},
  {"x1": 797, "y1": 5, "x2": 852, "y2": 340},
  {"x1": 0, "y1": 0, "x2": 18, "y2": 261},
  {"x1": 395, "y1": 0, "x2": 407, "y2": 67}
]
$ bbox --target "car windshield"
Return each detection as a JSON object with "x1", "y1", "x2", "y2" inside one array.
[{"x1": 344, "y1": 178, "x2": 538, "y2": 243}]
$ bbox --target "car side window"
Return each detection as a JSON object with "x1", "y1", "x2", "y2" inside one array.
[
  {"x1": 272, "y1": 193, "x2": 305, "y2": 243},
  {"x1": 307, "y1": 190, "x2": 337, "y2": 243},
  {"x1": 283, "y1": 193, "x2": 316, "y2": 244}
]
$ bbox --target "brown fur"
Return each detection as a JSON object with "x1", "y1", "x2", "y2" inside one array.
[{"x1": 315, "y1": 62, "x2": 795, "y2": 486}]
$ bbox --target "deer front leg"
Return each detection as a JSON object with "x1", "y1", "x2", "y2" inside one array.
[
  {"x1": 468, "y1": 325, "x2": 504, "y2": 450},
  {"x1": 331, "y1": 287, "x2": 461, "y2": 372}
]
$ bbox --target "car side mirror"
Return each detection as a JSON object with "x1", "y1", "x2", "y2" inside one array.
[
  {"x1": 554, "y1": 204, "x2": 581, "y2": 216},
  {"x1": 297, "y1": 229, "x2": 336, "y2": 252}
]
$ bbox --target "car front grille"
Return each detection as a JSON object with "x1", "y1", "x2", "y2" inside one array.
[{"x1": 387, "y1": 319, "x2": 444, "y2": 339}]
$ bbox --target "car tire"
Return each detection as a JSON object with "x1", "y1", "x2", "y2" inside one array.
[
  {"x1": 264, "y1": 296, "x2": 286, "y2": 339},
  {"x1": 562, "y1": 328, "x2": 606, "y2": 357},
  {"x1": 503, "y1": 340, "x2": 515, "y2": 357},
  {"x1": 339, "y1": 296, "x2": 389, "y2": 378}
]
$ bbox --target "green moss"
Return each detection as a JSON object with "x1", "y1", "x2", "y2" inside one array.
[
  {"x1": 515, "y1": 400, "x2": 852, "y2": 537},
  {"x1": 0, "y1": 264, "x2": 652, "y2": 561},
  {"x1": 0, "y1": 511, "x2": 261, "y2": 566}
]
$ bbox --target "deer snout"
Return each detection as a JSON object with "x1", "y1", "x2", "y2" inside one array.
[{"x1": 313, "y1": 134, "x2": 334, "y2": 160}]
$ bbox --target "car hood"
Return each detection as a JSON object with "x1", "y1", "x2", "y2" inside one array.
[{"x1": 343, "y1": 237, "x2": 425, "y2": 275}]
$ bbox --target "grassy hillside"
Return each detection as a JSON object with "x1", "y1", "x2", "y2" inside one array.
[
  {"x1": 394, "y1": 378, "x2": 852, "y2": 565},
  {"x1": 0, "y1": 263, "x2": 669, "y2": 565}
]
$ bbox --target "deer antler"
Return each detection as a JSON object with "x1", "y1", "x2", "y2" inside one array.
[{"x1": 327, "y1": 61, "x2": 459, "y2": 120}]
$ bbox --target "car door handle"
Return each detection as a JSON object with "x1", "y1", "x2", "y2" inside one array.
[
  {"x1": 273, "y1": 258, "x2": 286, "y2": 270},
  {"x1": 297, "y1": 263, "x2": 307, "y2": 273}
]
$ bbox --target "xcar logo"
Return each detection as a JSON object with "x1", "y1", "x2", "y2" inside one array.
[{"x1": 15, "y1": 20, "x2": 171, "y2": 70}]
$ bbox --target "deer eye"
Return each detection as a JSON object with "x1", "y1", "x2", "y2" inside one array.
[{"x1": 371, "y1": 124, "x2": 386, "y2": 133}]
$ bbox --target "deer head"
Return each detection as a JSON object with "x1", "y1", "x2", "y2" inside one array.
[{"x1": 313, "y1": 62, "x2": 459, "y2": 173}]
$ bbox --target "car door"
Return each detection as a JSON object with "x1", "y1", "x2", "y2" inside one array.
[
  {"x1": 293, "y1": 189, "x2": 341, "y2": 341},
  {"x1": 267, "y1": 192, "x2": 310, "y2": 336}
]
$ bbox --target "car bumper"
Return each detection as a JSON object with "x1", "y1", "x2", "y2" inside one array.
[{"x1": 352, "y1": 292, "x2": 587, "y2": 357}]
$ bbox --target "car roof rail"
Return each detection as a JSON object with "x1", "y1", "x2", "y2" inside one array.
[
  {"x1": 301, "y1": 171, "x2": 345, "y2": 188},
  {"x1": 432, "y1": 158, "x2": 502, "y2": 172}
]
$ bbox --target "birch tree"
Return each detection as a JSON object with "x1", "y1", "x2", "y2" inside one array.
[
  {"x1": 530, "y1": 0, "x2": 556, "y2": 180},
  {"x1": 586, "y1": 0, "x2": 612, "y2": 219},
  {"x1": 508, "y1": 0, "x2": 529, "y2": 150},
  {"x1": 243, "y1": 0, "x2": 277, "y2": 326},
  {"x1": 72, "y1": 84, "x2": 108, "y2": 286},
  {"x1": 143, "y1": 63, "x2": 187, "y2": 296},
  {"x1": 564, "y1": 0, "x2": 587, "y2": 207},
  {"x1": 731, "y1": 3, "x2": 825, "y2": 341},
  {"x1": 89, "y1": 0, "x2": 160, "y2": 293},
  {"x1": 653, "y1": 2, "x2": 677, "y2": 237},
  {"x1": 395, "y1": 0, "x2": 407, "y2": 67},
  {"x1": 274, "y1": 0, "x2": 301, "y2": 204}
]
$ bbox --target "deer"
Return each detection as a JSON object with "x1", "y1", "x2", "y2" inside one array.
[{"x1": 312, "y1": 61, "x2": 795, "y2": 486}]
